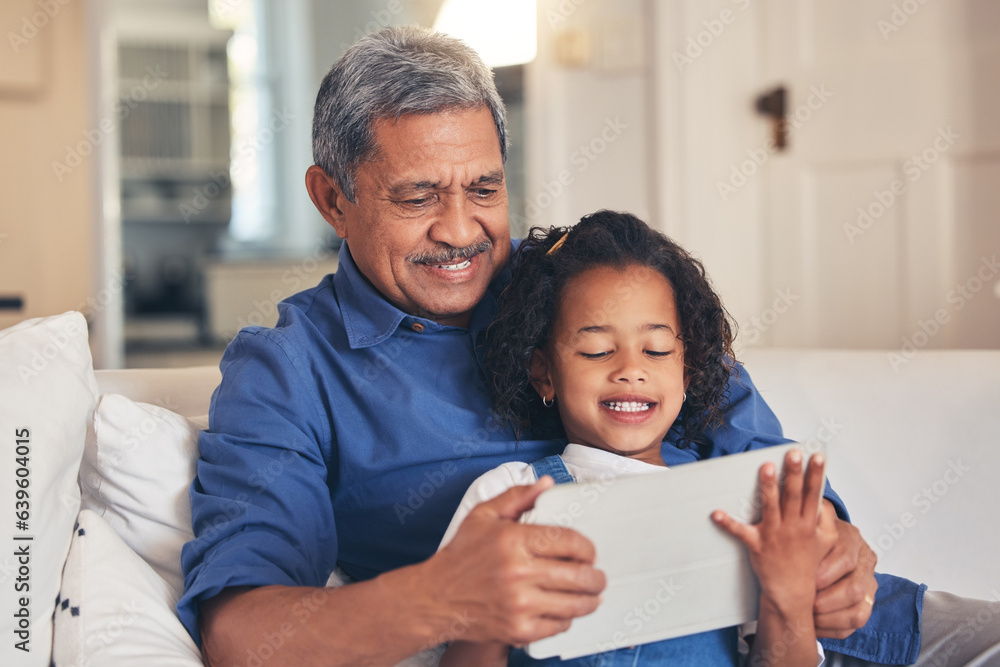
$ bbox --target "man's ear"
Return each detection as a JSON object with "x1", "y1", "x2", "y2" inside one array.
[
  {"x1": 529, "y1": 349, "x2": 555, "y2": 402},
  {"x1": 305, "y1": 164, "x2": 350, "y2": 239}
]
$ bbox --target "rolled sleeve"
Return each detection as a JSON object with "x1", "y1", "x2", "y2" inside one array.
[
  {"x1": 820, "y1": 574, "x2": 926, "y2": 664},
  {"x1": 177, "y1": 327, "x2": 337, "y2": 645}
]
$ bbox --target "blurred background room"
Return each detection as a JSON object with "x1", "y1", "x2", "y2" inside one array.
[{"x1": 0, "y1": 0, "x2": 997, "y2": 369}]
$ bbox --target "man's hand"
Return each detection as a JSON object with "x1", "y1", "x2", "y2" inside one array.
[
  {"x1": 423, "y1": 477, "x2": 607, "y2": 647},
  {"x1": 200, "y1": 478, "x2": 604, "y2": 667},
  {"x1": 813, "y1": 500, "x2": 879, "y2": 639}
]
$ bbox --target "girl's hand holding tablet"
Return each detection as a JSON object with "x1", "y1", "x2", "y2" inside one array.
[{"x1": 713, "y1": 448, "x2": 828, "y2": 665}]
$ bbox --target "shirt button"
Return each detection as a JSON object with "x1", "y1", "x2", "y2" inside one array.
[{"x1": 411, "y1": 322, "x2": 424, "y2": 332}]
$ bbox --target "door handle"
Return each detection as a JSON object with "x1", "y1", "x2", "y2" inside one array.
[{"x1": 755, "y1": 86, "x2": 788, "y2": 151}]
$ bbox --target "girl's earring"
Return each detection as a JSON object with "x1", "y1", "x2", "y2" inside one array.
[
  {"x1": 542, "y1": 395, "x2": 554, "y2": 408},
  {"x1": 682, "y1": 392, "x2": 687, "y2": 403}
]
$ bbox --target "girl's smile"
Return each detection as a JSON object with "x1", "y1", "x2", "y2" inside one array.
[
  {"x1": 600, "y1": 393, "x2": 658, "y2": 422},
  {"x1": 530, "y1": 264, "x2": 687, "y2": 466}
]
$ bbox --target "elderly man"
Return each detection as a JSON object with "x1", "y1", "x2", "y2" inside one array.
[{"x1": 177, "y1": 26, "x2": 992, "y2": 667}]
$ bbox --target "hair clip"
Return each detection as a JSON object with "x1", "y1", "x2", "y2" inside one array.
[{"x1": 547, "y1": 231, "x2": 570, "y2": 255}]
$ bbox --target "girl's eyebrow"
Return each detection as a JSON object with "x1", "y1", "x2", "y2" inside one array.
[{"x1": 576, "y1": 323, "x2": 677, "y2": 335}]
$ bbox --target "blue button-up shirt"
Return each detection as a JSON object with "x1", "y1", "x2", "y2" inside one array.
[{"x1": 178, "y1": 242, "x2": 923, "y2": 664}]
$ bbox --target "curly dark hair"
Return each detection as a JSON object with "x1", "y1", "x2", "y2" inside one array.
[{"x1": 484, "y1": 210, "x2": 736, "y2": 448}]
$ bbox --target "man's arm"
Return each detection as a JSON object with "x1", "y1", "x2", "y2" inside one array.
[{"x1": 200, "y1": 479, "x2": 605, "y2": 667}]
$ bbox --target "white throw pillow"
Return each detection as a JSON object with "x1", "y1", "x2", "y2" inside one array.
[
  {"x1": 80, "y1": 393, "x2": 204, "y2": 601},
  {"x1": 52, "y1": 509, "x2": 202, "y2": 666},
  {"x1": 0, "y1": 312, "x2": 98, "y2": 667}
]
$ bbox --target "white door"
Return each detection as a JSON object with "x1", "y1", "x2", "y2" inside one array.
[
  {"x1": 535, "y1": 0, "x2": 998, "y2": 349},
  {"x1": 758, "y1": 0, "x2": 1000, "y2": 349}
]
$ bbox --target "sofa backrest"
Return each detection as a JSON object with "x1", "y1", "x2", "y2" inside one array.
[
  {"x1": 742, "y1": 348, "x2": 1000, "y2": 601},
  {"x1": 96, "y1": 366, "x2": 221, "y2": 418}
]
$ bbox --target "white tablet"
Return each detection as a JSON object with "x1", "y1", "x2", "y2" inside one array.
[{"x1": 525, "y1": 442, "x2": 825, "y2": 660}]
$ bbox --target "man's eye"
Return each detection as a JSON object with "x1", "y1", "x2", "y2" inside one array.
[
  {"x1": 580, "y1": 351, "x2": 611, "y2": 359},
  {"x1": 395, "y1": 193, "x2": 437, "y2": 208}
]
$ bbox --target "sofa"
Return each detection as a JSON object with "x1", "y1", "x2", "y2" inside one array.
[{"x1": 1, "y1": 312, "x2": 998, "y2": 666}]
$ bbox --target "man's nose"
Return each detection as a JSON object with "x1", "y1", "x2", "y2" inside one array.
[{"x1": 428, "y1": 196, "x2": 480, "y2": 248}]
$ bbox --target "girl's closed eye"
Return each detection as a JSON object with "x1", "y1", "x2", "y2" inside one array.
[{"x1": 578, "y1": 349, "x2": 674, "y2": 359}]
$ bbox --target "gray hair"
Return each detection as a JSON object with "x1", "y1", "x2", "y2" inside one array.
[{"x1": 312, "y1": 25, "x2": 508, "y2": 202}]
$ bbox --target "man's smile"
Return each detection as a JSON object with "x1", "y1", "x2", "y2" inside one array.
[{"x1": 430, "y1": 258, "x2": 472, "y2": 271}]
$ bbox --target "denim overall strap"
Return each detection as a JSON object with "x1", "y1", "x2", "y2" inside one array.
[{"x1": 529, "y1": 455, "x2": 576, "y2": 484}]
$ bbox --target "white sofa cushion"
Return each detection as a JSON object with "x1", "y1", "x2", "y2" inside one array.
[
  {"x1": 80, "y1": 393, "x2": 206, "y2": 601},
  {"x1": 0, "y1": 312, "x2": 98, "y2": 667},
  {"x1": 51, "y1": 509, "x2": 202, "y2": 666},
  {"x1": 742, "y1": 348, "x2": 1000, "y2": 600}
]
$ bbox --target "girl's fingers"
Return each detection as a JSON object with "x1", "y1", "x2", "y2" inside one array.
[
  {"x1": 758, "y1": 461, "x2": 781, "y2": 525},
  {"x1": 780, "y1": 449, "x2": 804, "y2": 520},
  {"x1": 711, "y1": 510, "x2": 760, "y2": 550},
  {"x1": 802, "y1": 452, "x2": 826, "y2": 518}
]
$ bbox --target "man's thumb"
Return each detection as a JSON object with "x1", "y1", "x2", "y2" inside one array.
[{"x1": 487, "y1": 476, "x2": 555, "y2": 521}]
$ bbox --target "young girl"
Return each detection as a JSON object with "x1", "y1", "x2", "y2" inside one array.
[{"x1": 438, "y1": 210, "x2": 826, "y2": 666}]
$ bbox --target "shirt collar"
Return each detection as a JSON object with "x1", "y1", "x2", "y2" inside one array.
[
  {"x1": 334, "y1": 240, "x2": 516, "y2": 350},
  {"x1": 561, "y1": 443, "x2": 669, "y2": 475}
]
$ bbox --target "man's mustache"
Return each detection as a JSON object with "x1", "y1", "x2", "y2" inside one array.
[{"x1": 408, "y1": 240, "x2": 493, "y2": 264}]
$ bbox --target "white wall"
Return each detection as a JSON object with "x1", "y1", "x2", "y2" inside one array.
[
  {"x1": 0, "y1": 0, "x2": 105, "y2": 353},
  {"x1": 526, "y1": 0, "x2": 1000, "y2": 350},
  {"x1": 525, "y1": 0, "x2": 652, "y2": 231},
  {"x1": 650, "y1": 0, "x2": 767, "y2": 347},
  {"x1": 526, "y1": 0, "x2": 767, "y2": 341}
]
